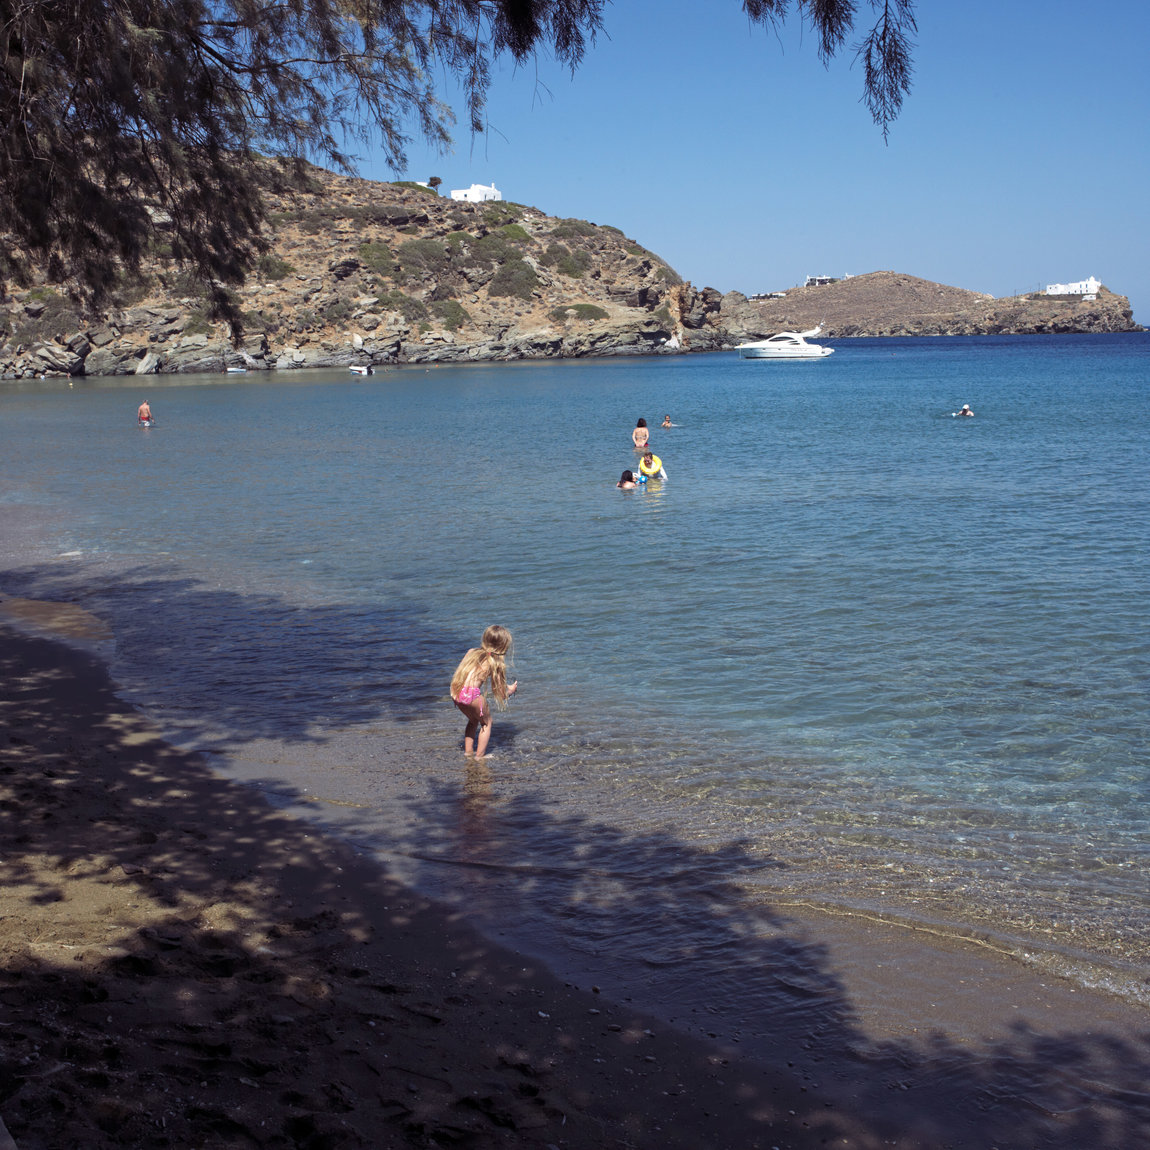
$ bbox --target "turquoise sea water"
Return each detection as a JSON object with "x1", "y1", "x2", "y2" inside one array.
[{"x1": 2, "y1": 334, "x2": 1148, "y2": 1000}]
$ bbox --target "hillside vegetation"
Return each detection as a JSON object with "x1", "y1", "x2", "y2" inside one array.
[
  {"x1": 0, "y1": 170, "x2": 1139, "y2": 378},
  {"x1": 0, "y1": 168, "x2": 685, "y2": 376}
]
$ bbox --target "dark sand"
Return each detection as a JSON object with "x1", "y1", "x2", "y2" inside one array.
[{"x1": 2, "y1": 604, "x2": 1149, "y2": 1149}]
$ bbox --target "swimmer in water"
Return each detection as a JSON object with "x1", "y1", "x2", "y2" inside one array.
[
  {"x1": 638, "y1": 450, "x2": 667, "y2": 481},
  {"x1": 661, "y1": 414, "x2": 673, "y2": 428},
  {"x1": 956, "y1": 404, "x2": 974, "y2": 417}
]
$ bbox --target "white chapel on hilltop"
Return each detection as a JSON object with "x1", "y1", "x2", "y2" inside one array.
[
  {"x1": 1044, "y1": 275, "x2": 1101, "y2": 300},
  {"x1": 450, "y1": 183, "x2": 502, "y2": 203}
]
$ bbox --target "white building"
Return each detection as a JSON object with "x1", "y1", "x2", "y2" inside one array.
[
  {"x1": 1045, "y1": 275, "x2": 1101, "y2": 299},
  {"x1": 450, "y1": 183, "x2": 502, "y2": 203}
]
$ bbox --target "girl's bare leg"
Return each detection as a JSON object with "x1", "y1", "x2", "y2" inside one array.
[
  {"x1": 474, "y1": 713, "x2": 494, "y2": 759},
  {"x1": 455, "y1": 699, "x2": 484, "y2": 756},
  {"x1": 463, "y1": 716, "x2": 479, "y2": 756}
]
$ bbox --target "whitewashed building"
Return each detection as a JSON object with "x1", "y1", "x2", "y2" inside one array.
[
  {"x1": 450, "y1": 183, "x2": 502, "y2": 203},
  {"x1": 1045, "y1": 276, "x2": 1101, "y2": 299}
]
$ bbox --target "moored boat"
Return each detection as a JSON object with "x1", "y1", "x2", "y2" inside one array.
[{"x1": 736, "y1": 324, "x2": 834, "y2": 360}]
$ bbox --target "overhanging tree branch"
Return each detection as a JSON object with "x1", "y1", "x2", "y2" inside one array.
[{"x1": 0, "y1": 0, "x2": 915, "y2": 338}]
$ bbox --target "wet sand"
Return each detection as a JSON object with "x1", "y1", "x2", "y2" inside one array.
[{"x1": 2, "y1": 605, "x2": 1149, "y2": 1149}]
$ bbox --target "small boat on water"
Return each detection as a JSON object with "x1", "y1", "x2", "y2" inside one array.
[
  {"x1": 736, "y1": 324, "x2": 834, "y2": 360},
  {"x1": 226, "y1": 365, "x2": 248, "y2": 374},
  {"x1": 349, "y1": 364, "x2": 374, "y2": 375}
]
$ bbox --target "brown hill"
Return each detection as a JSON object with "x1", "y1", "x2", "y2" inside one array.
[
  {"x1": 0, "y1": 171, "x2": 1140, "y2": 377},
  {"x1": 1, "y1": 168, "x2": 685, "y2": 376},
  {"x1": 710, "y1": 271, "x2": 1139, "y2": 342}
]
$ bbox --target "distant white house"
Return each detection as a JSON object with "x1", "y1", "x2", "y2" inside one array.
[
  {"x1": 1045, "y1": 275, "x2": 1101, "y2": 300},
  {"x1": 802, "y1": 273, "x2": 855, "y2": 288},
  {"x1": 450, "y1": 183, "x2": 502, "y2": 203}
]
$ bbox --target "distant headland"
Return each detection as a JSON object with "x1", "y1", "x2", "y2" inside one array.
[
  {"x1": 1, "y1": 169, "x2": 1141, "y2": 378},
  {"x1": 719, "y1": 270, "x2": 1140, "y2": 342}
]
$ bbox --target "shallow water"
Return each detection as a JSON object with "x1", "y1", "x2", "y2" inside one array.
[{"x1": 2, "y1": 334, "x2": 1148, "y2": 1004}]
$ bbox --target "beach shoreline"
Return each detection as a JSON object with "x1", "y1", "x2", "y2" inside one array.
[
  {"x1": 2, "y1": 604, "x2": 1150, "y2": 1148},
  {"x1": 4, "y1": 338, "x2": 1148, "y2": 1002}
]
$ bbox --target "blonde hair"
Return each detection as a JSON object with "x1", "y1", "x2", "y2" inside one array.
[{"x1": 450, "y1": 625, "x2": 514, "y2": 709}]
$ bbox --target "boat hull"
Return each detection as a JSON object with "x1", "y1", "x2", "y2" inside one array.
[{"x1": 738, "y1": 345, "x2": 834, "y2": 359}]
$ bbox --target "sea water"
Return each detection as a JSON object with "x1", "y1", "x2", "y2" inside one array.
[{"x1": 2, "y1": 334, "x2": 1148, "y2": 1004}]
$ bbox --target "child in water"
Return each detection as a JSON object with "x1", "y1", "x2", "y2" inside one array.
[
  {"x1": 638, "y1": 449, "x2": 667, "y2": 481},
  {"x1": 450, "y1": 625, "x2": 518, "y2": 759}
]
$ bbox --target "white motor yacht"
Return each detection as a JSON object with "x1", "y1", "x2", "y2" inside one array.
[{"x1": 736, "y1": 324, "x2": 834, "y2": 359}]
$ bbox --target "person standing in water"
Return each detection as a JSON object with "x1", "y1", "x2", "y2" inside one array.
[
  {"x1": 137, "y1": 400, "x2": 153, "y2": 424},
  {"x1": 632, "y1": 418, "x2": 650, "y2": 449},
  {"x1": 449, "y1": 625, "x2": 518, "y2": 760}
]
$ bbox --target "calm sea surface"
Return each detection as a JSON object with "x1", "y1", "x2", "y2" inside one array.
[{"x1": 2, "y1": 334, "x2": 1148, "y2": 1003}]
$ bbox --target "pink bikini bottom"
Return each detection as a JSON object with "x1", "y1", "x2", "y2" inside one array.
[{"x1": 456, "y1": 686, "x2": 484, "y2": 711}]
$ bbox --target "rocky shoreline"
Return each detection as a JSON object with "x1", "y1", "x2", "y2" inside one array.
[{"x1": 1, "y1": 170, "x2": 1140, "y2": 380}]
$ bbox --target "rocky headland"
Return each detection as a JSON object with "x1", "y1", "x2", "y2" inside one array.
[
  {"x1": 720, "y1": 271, "x2": 1141, "y2": 341},
  {"x1": 0, "y1": 168, "x2": 1141, "y2": 378}
]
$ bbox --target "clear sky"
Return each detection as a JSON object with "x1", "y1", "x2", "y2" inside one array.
[{"x1": 359, "y1": 1, "x2": 1149, "y2": 324}]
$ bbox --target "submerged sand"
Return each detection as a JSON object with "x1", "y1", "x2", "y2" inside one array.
[{"x1": 2, "y1": 605, "x2": 1149, "y2": 1149}]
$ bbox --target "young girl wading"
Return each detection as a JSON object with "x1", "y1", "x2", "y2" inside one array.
[{"x1": 449, "y1": 625, "x2": 518, "y2": 759}]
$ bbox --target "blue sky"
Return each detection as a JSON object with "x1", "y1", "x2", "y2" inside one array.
[{"x1": 359, "y1": 1, "x2": 1149, "y2": 323}]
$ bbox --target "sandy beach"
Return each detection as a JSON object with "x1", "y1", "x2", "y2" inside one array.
[{"x1": 2, "y1": 603, "x2": 1149, "y2": 1149}]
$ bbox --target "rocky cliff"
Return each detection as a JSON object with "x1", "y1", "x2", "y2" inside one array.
[
  {"x1": 1, "y1": 168, "x2": 685, "y2": 377},
  {"x1": 0, "y1": 170, "x2": 1140, "y2": 378}
]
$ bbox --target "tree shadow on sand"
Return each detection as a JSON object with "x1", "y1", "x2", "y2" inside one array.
[
  {"x1": 400, "y1": 770, "x2": 1150, "y2": 1149},
  {"x1": 1, "y1": 612, "x2": 1149, "y2": 1148},
  {"x1": 0, "y1": 559, "x2": 465, "y2": 746}
]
